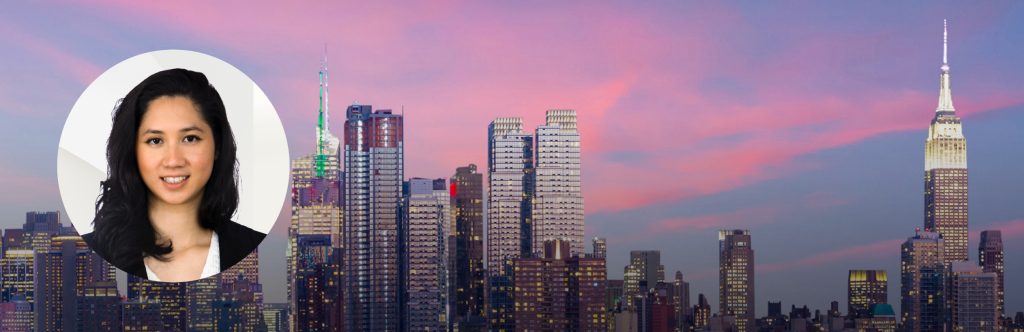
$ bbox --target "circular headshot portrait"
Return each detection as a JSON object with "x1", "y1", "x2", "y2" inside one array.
[{"x1": 57, "y1": 50, "x2": 289, "y2": 282}]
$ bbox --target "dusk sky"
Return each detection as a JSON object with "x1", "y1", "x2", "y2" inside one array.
[{"x1": 1, "y1": 1, "x2": 1022, "y2": 317}]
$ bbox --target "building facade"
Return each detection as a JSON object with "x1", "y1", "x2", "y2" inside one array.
[
  {"x1": 673, "y1": 271, "x2": 691, "y2": 332},
  {"x1": 76, "y1": 281, "x2": 121, "y2": 332},
  {"x1": 1, "y1": 249, "x2": 33, "y2": 304},
  {"x1": 293, "y1": 235, "x2": 341, "y2": 332},
  {"x1": 532, "y1": 110, "x2": 585, "y2": 257},
  {"x1": 848, "y1": 270, "x2": 888, "y2": 318},
  {"x1": 128, "y1": 274, "x2": 188, "y2": 332},
  {"x1": 624, "y1": 250, "x2": 665, "y2": 305},
  {"x1": 693, "y1": 294, "x2": 711, "y2": 331},
  {"x1": 0, "y1": 295, "x2": 32, "y2": 332},
  {"x1": 512, "y1": 239, "x2": 606, "y2": 331},
  {"x1": 486, "y1": 117, "x2": 534, "y2": 332},
  {"x1": 593, "y1": 237, "x2": 607, "y2": 259},
  {"x1": 402, "y1": 178, "x2": 451, "y2": 331},
  {"x1": 187, "y1": 276, "x2": 220, "y2": 331},
  {"x1": 946, "y1": 262, "x2": 997, "y2": 332},
  {"x1": 343, "y1": 104, "x2": 404, "y2": 331},
  {"x1": 122, "y1": 300, "x2": 163, "y2": 331},
  {"x1": 36, "y1": 235, "x2": 113, "y2": 332},
  {"x1": 900, "y1": 230, "x2": 945, "y2": 332},
  {"x1": 719, "y1": 229, "x2": 755, "y2": 332},
  {"x1": 452, "y1": 164, "x2": 485, "y2": 322}
]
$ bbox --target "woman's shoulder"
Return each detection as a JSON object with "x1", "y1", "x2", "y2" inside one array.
[
  {"x1": 216, "y1": 221, "x2": 266, "y2": 244},
  {"x1": 215, "y1": 221, "x2": 266, "y2": 271}
]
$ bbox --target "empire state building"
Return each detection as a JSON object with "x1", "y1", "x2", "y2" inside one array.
[{"x1": 924, "y1": 20, "x2": 968, "y2": 265}]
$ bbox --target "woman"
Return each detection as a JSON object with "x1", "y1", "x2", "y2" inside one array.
[{"x1": 82, "y1": 68, "x2": 265, "y2": 282}]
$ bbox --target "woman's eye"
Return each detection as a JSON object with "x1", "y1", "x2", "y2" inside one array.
[
  {"x1": 183, "y1": 135, "x2": 200, "y2": 143},
  {"x1": 146, "y1": 138, "x2": 163, "y2": 145}
]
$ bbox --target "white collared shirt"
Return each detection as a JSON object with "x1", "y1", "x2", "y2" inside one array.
[{"x1": 144, "y1": 231, "x2": 220, "y2": 282}]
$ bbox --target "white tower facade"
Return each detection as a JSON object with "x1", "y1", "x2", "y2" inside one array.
[{"x1": 532, "y1": 110, "x2": 586, "y2": 257}]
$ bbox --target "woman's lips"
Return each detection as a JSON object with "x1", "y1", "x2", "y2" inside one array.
[{"x1": 161, "y1": 175, "x2": 189, "y2": 190}]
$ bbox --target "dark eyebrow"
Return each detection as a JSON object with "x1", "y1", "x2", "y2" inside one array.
[
  {"x1": 180, "y1": 125, "x2": 204, "y2": 133},
  {"x1": 141, "y1": 125, "x2": 204, "y2": 135}
]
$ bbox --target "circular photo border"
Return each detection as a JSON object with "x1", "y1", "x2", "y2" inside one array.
[{"x1": 57, "y1": 50, "x2": 289, "y2": 237}]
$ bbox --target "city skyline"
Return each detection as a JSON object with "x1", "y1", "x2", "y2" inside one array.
[{"x1": 2, "y1": 1, "x2": 1024, "y2": 321}]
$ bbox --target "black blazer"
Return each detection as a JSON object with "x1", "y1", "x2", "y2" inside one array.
[{"x1": 82, "y1": 221, "x2": 266, "y2": 280}]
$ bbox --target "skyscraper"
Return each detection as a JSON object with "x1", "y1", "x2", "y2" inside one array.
[
  {"x1": 848, "y1": 270, "x2": 888, "y2": 318},
  {"x1": 532, "y1": 110, "x2": 585, "y2": 256},
  {"x1": 672, "y1": 271, "x2": 691, "y2": 332},
  {"x1": 221, "y1": 249, "x2": 259, "y2": 292},
  {"x1": 978, "y1": 230, "x2": 1004, "y2": 317},
  {"x1": 624, "y1": 250, "x2": 665, "y2": 305},
  {"x1": 262, "y1": 303, "x2": 290, "y2": 332},
  {"x1": 946, "y1": 262, "x2": 997, "y2": 332},
  {"x1": 122, "y1": 300, "x2": 164, "y2": 331},
  {"x1": 343, "y1": 104, "x2": 404, "y2": 331},
  {"x1": 593, "y1": 237, "x2": 607, "y2": 258},
  {"x1": 293, "y1": 235, "x2": 341, "y2": 332},
  {"x1": 187, "y1": 276, "x2": 220, "y2": 332},
  {"x1": 401, "y1": 178, "x2": 451, "y2": 331},
  {"x1": 1, "y1": 249, "x2": 33, "y2": 304},
  {"x1": 452, "y1": 164, "x2": 485, "y2": 321},
  {"x1": 900, "y1": 229, "x2": 945, "y2": 332},
  {"x1": 693, "y1": 294, "x2": 711, "y2": 330},
  {"x1": 0, "y1": 295, "x2": 32, "y2": 332},
  {"x1": 76, "y1": 281, "x2": 121, "y2": 332},
  {"x1": 924, "y1": 20, "x2": 968, "y2": 265},
  {"x1": 36, "y1": 234, "x2": 113, "y2": 332},
  {"x1": 512, "y1": 239, "x2": 606, "y2": 331},
  {"x1": 127, "y1": 275, "x2": 188, "y2": 332},
  {"x1": 290, "y1": 50, "x2": 346, "y2": 332},
  {"x1": 289, "y1": 50, "x2": 344, "y2": 332},
  {"x1": 486, "y1": 117, "x2": 533, "y2": 332},
  {"x1": 719, "y1": 229, "x2": 754, "y2": 332}
]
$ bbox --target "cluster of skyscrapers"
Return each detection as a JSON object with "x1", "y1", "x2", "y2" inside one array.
[
  {"x1": 280, "y1": 50, "x2": 597, "y2": 332},
  {"x1": 0, "y1": 21, "x2": 1020, "y2": 332},
  {"x1": 0, "y1": 211, "x2": 270, "y2": 332},
  {"x1": 596, "y1": 21, "x2": 1019, "y2": 332}
]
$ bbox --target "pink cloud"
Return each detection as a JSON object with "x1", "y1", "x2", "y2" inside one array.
[
  {"x1": 37, "y1": 1, "x2": 1024, "y2": 217},
  {"x1": 611, "y1": 205, "x2": 780, "y2": 244},
  {"x1": 683, "y1": 238, "x2": 903, "y2": 281},
  {"x1": 0, "y1": 165, "x2": 58, "y2": 203},
  {"x1": 970, "y1": 219, "x2": 1024, "y2": 250},
  {"x1": 0, "y1": 21, "x2": 102, "y2": 86},
  {"x1": 611, "y1": 191, "x2": 850, "y2": 244},
  {"x1": 758, "y1": 238, "x2": 904, "y2": 274}
]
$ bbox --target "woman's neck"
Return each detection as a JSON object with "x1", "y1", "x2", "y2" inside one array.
[{"x1": 148, "y1": 192, "x2": 210, "y2": 250}]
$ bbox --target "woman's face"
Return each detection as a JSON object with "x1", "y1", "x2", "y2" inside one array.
[{"x1": 136, "y1": 96, "x2": 216, "y2": 207}]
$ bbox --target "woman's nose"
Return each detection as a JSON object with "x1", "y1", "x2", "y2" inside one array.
[{"x1": 163, "y1": 142, "x2": 186, "y2": 167}]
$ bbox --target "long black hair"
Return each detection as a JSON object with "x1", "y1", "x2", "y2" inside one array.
[{"x1": 89, "y1": 68, "x2": 238, "y2": 274}]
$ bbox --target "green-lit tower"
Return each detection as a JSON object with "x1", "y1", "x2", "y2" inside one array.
[{"x1": 315, "y1": 46, "x2": 330, "y2": 177}]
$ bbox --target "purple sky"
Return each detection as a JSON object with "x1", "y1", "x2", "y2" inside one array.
[{"x1": 1, "y1": 1, "x2": 1022, "y2": 316}]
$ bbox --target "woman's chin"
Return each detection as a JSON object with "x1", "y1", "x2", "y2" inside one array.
[{"x1": 152, "y1": 192, "x2": 200, "y2": 207}]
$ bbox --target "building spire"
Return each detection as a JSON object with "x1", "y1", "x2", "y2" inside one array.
[
  {"x1": 937, "y1": 20, "x2": 954, "y2": 113},
  {"x1": 315, "y1": 45, "x2": 330, "y2": 177}
]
